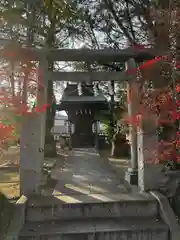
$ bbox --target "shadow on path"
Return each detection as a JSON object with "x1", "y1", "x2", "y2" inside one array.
[{"x1": 51, "y1": 148, "x2": 128, "y2": 203}]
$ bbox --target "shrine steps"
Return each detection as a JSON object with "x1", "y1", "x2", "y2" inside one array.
[
  {"x1": 18, "y1": 218, "x2": 168, "y2": 240},
  {"x1": 18, "y1": 192, "x2": 169, "y2": 240}
]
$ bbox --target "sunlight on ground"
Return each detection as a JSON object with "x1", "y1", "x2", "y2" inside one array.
[
  {"x1": 79, "y1": 182, "x2": 107, "y2": 193},
  {"x1": 0, "y1": 146, "x2": 20, "y2": 199},
  {"x1": 74, "y1": 150, "x2": 99, "y2": 156},
  {"x1": 108, "y1": 158, "x2": 129, "y2": 164},
  {"x1": 57, "y1": 152, "x2": 69, "y2": 157},
  {"x1": 0, "y1": 182, "x2": 20, "y2": 198},
  {"x1": 53, "y1": 191, "x2": 117, "y2": 202},
  {"x1": 53, "y1": 182, "x2": 117, "y2": 203},
  {"x1": 88, "y1": 194, "x2": 114, "y2": 201},
  {"x1": 65, "y1": 184, "x2": 90, "y2": 194},
  {"x1": 73, "y1": 175, "x2": 87, "y2": 181},
  {"x1": 0, "y1": 170, "x2": 19, "y2": 182},
  {"x1": 53, "y1": 191, "x2": 82, "y2": 203},
  {"x1": 0, "y1": 168, "x2": 20, "y2": 198}
]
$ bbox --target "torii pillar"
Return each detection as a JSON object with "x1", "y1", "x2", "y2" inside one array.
[
  {"x1": 20, "y1": 56, "x2": 48, "y2": 196},
  {"x1": 137, "y1": 114, "x2": 169, "y2": 191},
  {"x1": 124, "y1": 58, "x2": 139, "y2": 185},
  {"x1": 124, "y1": 58, "x2": 169, "y2": 190}
]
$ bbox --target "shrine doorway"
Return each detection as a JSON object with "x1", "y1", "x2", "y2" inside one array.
[{"x1": 72, "y1": 111, "x2": 94, "y2": 148}]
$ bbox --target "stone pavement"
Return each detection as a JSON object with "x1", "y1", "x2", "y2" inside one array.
[{"x1": 51, "y1": 148, "x2": 128, "y2": 203}]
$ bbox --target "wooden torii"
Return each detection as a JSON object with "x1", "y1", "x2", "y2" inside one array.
[{"x1": 1, "y1": 46, "x2": 167, "y2": 195}]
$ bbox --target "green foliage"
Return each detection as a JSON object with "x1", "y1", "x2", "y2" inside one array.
[{"x1": 102, "y1": 122, "x2": 114, "y2": 138}]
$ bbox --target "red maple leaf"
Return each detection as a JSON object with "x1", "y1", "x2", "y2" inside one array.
[{"x1": 176, "y1": 84, "x2": 180, "y2": 93}]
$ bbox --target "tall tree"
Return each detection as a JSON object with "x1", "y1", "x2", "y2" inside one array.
[
  {"x1": 39, "y1": 0, "x2": 83, "y2": 157},
  {"x1": 0, "y1": 0, "x2": 82, "y2": 155},
  {"x1": 69, "y1": 0, "x2": 179, "y2": 161}
]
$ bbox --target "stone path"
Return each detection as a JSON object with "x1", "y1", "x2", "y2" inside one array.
[{"x1": 51, "y1": 148, "x2": 128, "y2": 203}]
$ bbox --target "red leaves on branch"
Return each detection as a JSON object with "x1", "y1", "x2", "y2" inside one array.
[
  {"x1": 125, "y1": 53, "x2": 180, "y2": 164},
  {"x1": 176, "y1": 84, "x2": 180, "y2": 93},
  {"x1": 123, "y1": 114, "x2": 142, "y2": 127},
  {"x1": 0, "y1": 49, "x2": 51, "y2": 143},
  {"x1": 0, "y1": 124, "x2": 16, "y2": 143}
]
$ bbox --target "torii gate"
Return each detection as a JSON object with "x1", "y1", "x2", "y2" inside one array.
[{"x1": 1, "y1": 46, "x2": 167, "y2": 195}]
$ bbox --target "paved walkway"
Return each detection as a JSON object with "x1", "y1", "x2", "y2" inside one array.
[{"x1": 51, "y1": 148, "x2": 128, "y2": 203}]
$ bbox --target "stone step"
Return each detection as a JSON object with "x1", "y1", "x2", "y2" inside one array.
[
  {"x1": 27, "y1": 192, "x2": 156, "y2": 207},
  {"x1": 26, "y1": 193, "x2": 158, "y2": 222},
  {"x1": 18, "y1": 218, "x2": 169, "y2": 240}
]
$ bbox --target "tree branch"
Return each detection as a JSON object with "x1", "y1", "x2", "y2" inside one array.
[{"x1": 102, "y1": 0, "x2": 136, "y2": 44}]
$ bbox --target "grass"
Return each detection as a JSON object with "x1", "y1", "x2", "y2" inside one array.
[{"x1": 0, "y1": 145, "x2": 20, "y2": 199}]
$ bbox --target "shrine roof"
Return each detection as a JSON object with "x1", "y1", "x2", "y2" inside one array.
[{"x1": 60, "y1": 84, "x2": 107, "y2": 103}]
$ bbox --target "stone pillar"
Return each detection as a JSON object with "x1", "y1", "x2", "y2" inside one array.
[
  {"x1": 137, "y1": 115, "x2": 168, "y2": 191},
  {"x1": 20, "y1": 56, "x2": 48, "y2": 196},
  {"x1": 36, "y1": 56, "x2": 48, "y2": 169},
  {"x1": 20, "y1": 113, "x2": 44, "y2": 195},
  {"x1": 124, "y1": 58, "x2": 138, "y2": 185}
]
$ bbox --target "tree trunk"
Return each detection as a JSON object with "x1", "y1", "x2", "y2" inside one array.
[{"x1": 111, "y1": 139, "x2": 115, "y2": 156}]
